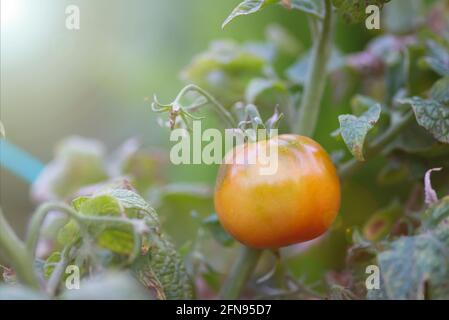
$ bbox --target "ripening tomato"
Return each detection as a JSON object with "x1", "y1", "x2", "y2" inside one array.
[{"x1": 214, "y1": 134, "x2": 341, "y2": 248}]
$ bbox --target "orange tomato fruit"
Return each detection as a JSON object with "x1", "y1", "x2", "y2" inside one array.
[{"x1": 214, "y1": 134, "x2": 341, "y2": 248}]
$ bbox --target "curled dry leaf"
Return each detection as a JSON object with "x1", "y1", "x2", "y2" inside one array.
[{"x1": 424, "y1": 167, "x2": 443, "y2": 205}]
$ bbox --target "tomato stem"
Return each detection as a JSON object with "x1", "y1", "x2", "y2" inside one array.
[
  {"x1": 27, "y1": 202, "x2": 143, "y2": 264},
  {"x1": 0, "y1": 208, "x2": 40, "y2": 289},
  {"x1": 26, "y1": 202, "x2": 84, "y2": 258},
  {"x1": 294, "y1": 0, "x2": 334, "y2": 136},
  {"x1": 175, "y1": 84, "x2": 236, "y2": 128},
  {"x1": 46, "y1": 244, "x2": 74, "y2": 296},
  {"x1": 219, "y1": 246, "x2": 263, "y2": 299}
]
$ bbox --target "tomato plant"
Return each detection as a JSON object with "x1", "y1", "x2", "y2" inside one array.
[{"x1": 1, "y1": 0, "x2": 449, "y2": 301}]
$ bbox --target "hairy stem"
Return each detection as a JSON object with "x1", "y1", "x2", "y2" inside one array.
[
  {"x1": 177, "y1": 84, "x2": 236, "y2": 128},
  {"x1": 0, "y1": 208, "x2": 40, "y2": 289},
  {"x1": 294, "y1": 0, "x2": 334, "y2": 136},
  {"x1": 46, "y1": 245, "x2": 73, "y2": 296},
  {"x1": 220, "y1": 246, "x2": 263, "y2": 299},
  {"x1": 26, "y1": 202, "x2": 142, "y2": 264},
  {"x1": 26, "y1": 202, "x2": 83, "y2": 257},
  {"x1": 338, "y1": 110, "x2": 415, "y2": 178}
]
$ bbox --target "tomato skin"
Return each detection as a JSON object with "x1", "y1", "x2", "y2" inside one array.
[{"x1": 214, "y1": 134, "x2": 341, "y2": 249}]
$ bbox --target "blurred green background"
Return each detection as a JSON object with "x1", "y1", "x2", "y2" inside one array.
[
  {"x1": 3, "y1": 0, "x2": 449, "y2": 298},
  {"x1": 2, "y1": 1, "x2": 403, "y2": 288},
  {"x1": 0, "y1": 0, "x2": 372, "y2": 236}
]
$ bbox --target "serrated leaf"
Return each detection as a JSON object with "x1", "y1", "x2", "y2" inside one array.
[
  {"x1": 106, "y1": 188, "x2": 158, "y2": 225},
  {"x1": 402, "y1": 97, "x2": 449, "y2": 143},
  {"x1": 49, "y1": 185, "x2": 191, "y2": 298},
  {"x1": 133, "y1": 234, "x2": 193, "y2": 300},
  {"x1": 377, "y1": 223, "x2": 449, "y2": 299},
  {"x1": 338, "y1": 104, "x2": 381, "y2": 161},
  {"x1": 222, "y1": 0, "x2": 277, "y2": 28}
]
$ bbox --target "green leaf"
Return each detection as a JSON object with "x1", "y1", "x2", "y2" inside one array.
[
  {"x1": 377, "y1": 158, "x2": 409, "y2": 186},
  {"x1": 97, "y1": 228, "x2": 135, "y2": 255},
  {"x1": 421, "y1": 40, "x2": 449, "y2": 77},
  {"x1": 222, "y1": 0, "x2": 323, "y2": 29},
  {"x1": 222, "y1": 0, "x2": 278, "y2": 28},
  {"x1": 430, "y1": 77, "x2": 449, "y2": 104},
  {"x1": 133, "y1": 234, "x2": 193, "y2": 300},
  {"x1": 351, "y1": 95, "x2": 382, "y2": 116},
  {"x1": 43, "y1": 252, "x2": 61, "y2": 279},
  {"x1": 332, "y1": 0, "x2": 391, "y2": 24},
  {"x1": 245, "y1": 78, "x2": 286, "y2": 103},
  {"x1": 402, "y1": 97, "x2": 449, "y2": 143},
  {"x1": 265, "y1": 24, "x2": 302, "y2": 56},
  {"x1": 376, "y1": 223, "x2": 449, "y2": 299},
  {"x1": 338, "y1": 104, "x2": 381, "y2": 161},
  {"x1": 57, "y1": 220, "x2": 80, "y2": 246},
  {"x1": 109, "y1": 138, "x2": 159, "y2": 194},
  {"x1": 77, "y1": 194, "x2": 121, "y2": 217},
  {"x1": 31, "y1": 136, "x2": 108, "y2": 202},
  {"x1": 422, "y1": 196, "x2": 449, "y2": 228},
  {"x1": 383, "y1": 0, "x2": 423, "y2": 34},
  {"x1": 392, "y1": 122, "x2": 449, "y2": 157},
  {"x1": 286, "y1": 48, "x2": 344, "y2": 84},
  {"x1": 203, "y1": 213, "x2": 234, "y2": 247},
  {"x1": 286, "y1": 0, "x2": 323, "y2": 18},
  {"x1": 106, "y1": 188, "x2": 159, "y2": 224},
  {"x1": 181, "y1": 40, "x2": 267, "y2": 106}
]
